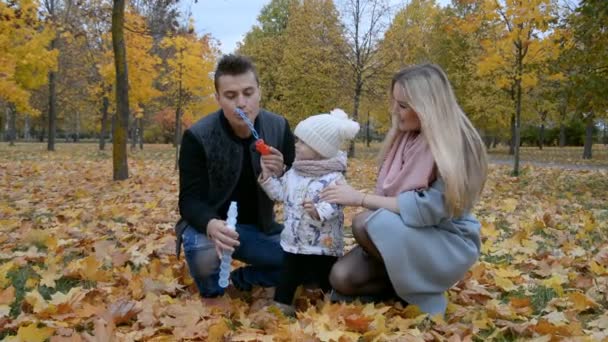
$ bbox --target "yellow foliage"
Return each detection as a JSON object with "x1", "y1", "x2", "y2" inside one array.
[
  {"x1": 160, "y1": 33, "x2": 216, "y2": 119},
  {"x1": 99, "y1": 10, "x2": 161, "y2": 113},
  {"x1": 0, "y1": 0, "x2": 58, "y2": 114}
]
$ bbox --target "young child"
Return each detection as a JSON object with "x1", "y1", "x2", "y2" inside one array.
[{"x1": 258, "y1": 108, "x2": 360, "y2": 315}]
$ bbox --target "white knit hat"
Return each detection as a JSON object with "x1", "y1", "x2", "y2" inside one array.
[{"x1": 294, "y1": 108, "x2": 360, "y2": 158}]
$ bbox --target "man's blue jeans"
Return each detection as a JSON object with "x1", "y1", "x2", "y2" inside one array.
[{"x1": 181, "y1": 223, "x2": 284, "y2": 297}]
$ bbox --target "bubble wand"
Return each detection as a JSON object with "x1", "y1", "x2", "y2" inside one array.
[{"x1": 234, "y1": 108, "x2": 271, "y2": 155}]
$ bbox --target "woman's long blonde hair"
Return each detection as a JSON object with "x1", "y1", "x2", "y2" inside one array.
[{"x1": 378, "y1": 64, "x2": 488, "y2": 217}]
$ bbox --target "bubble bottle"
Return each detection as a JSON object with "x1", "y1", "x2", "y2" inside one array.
[{"x1": 218, "y1": 201, "x2": 238, "y2": 288}]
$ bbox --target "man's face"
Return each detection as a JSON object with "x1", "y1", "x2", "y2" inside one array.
[{"x1": 215, "y1": 71, "x2": 261, "y2": 135}]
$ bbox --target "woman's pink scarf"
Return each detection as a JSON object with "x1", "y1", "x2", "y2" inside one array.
[{"x1": 375, "y1": 131, "x2": 436, "y2": 197}]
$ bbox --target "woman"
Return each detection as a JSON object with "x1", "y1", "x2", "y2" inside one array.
[{"x1": 320, "y1": 64, "x2": 488, "y2": 315}]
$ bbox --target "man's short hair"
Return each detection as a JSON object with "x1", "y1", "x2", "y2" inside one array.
[{"x1": 214, "y1": 54, "x2": 260, "y2": 92}]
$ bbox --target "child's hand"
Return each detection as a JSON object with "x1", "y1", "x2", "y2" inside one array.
[
  {"x1": 303, "y1": 200, "x2": 320, "y2": 220},
  {"x1": 259, "y1": 156, "x2": 271, "y2": 181},
  {"x1": 261, "y1": 146, "x2": 286, "y2": 177}
]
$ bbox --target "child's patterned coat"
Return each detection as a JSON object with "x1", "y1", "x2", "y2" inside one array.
[{"x1": 259, "y1": 169, "x2": 345, "y2": 257}]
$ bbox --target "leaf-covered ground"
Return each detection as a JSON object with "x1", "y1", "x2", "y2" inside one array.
[{"x1": 1, "y1": 143, "x2": 607, "y2": 341}]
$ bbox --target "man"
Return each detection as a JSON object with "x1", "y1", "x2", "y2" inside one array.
[{"x1": 176, "y1": 54, "x2": 295, "y2": 298}]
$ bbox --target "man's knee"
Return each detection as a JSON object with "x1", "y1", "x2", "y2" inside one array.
[{"x1": 185, "y1": 247, "x2": 219, "y2": 279}]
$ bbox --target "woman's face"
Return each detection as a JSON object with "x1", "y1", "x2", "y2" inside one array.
[{"x1": 391, "y1": 83, "x2": 421, "y2": 132}]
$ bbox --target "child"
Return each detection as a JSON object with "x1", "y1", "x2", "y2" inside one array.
[{"x1": 258, "y1": 108, "x2": 360, "y2": 315}]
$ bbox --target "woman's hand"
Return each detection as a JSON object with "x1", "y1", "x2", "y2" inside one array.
[{"x1": 320, "y1": 181, "x2": 365, "y2": 207}]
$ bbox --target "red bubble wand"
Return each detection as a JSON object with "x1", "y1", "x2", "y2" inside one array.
[{"x1": 235, "y1": 108, "x2": 271, "y2": 155}]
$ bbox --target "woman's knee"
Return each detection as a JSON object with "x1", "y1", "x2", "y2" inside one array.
[
  {"x1": 352, "y1": 211, "x2": 373, "y2": 242},
  {"x1": 329, "y1": 262, "x2": 356, "y2": 295}
]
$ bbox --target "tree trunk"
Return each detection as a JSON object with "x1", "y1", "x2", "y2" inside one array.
[
  {"x1": 110, "y1": 113, "x2": 115, "y2": 142},
  {"x1": 582, "y1": 113, "x2": 594, "y2": 159},
  {"x1": 513, "y1": 45, "x2": 523, "y2": 176},
  {"x1": 603, "y1": 120, "x2": 607, "y2": 145},
  {"x1": 8, "y1": 105, "x2": 16, "y2": 146},
  {"x1": 112, "y1": 0, "x2": 130, "y2": 180},
  {"x1": 2, "y1": 107, "x2": 7, "y2": 142},
  {"x1": 175, "y1": 67, "x2": 183, "y2": 170},
  {"x1": 75, "y1": 111, "x2": 80, "y2": 142},
  {"x1": 48, "y1": 36, "x2": 58, "y2": 151},
  {"x1": 38, "y1": 116, "x2": 45, "y2": 142},
  {"x1": 538, "y1": 123, "x2": 544, "y2": 150},
  {"x1": 509, "y1": 113, "x2": 515, "y2": 155},
  {"x1": 348, "y1": 76, "x2": 363, "y2": 158},
  {"x1": 138, "y1": 117, "x2": 144, "y2": 150},
  {"x1": 100, "y1": 95, "x2": 109, "y2": 150},
  {"x1": 24, "y1": 115, "x2": 31, "y2": 141},
  {"x1": 130, "y1": 115, "x2": 137, "y2": 150},
  {"x1": 366, "y1": 111, "x2": 370, "y2": 147},
  {"x1": 559, "y1": 122, "x2": 566, "y2": 147}
]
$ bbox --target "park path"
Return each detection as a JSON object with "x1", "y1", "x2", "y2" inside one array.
[{"x1": 489, "y1": 156, "x2": 607, "y2": 171}]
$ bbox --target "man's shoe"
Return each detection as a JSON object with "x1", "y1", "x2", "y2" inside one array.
[{"x1": 225, "y1": 284, "x2": 251, "y2": 301}]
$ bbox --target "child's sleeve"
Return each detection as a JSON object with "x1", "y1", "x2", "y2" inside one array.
[
  {"x1": 258, "y1": 173, "x2": 286, "y2": 202},
  {"x1": 312, "y1": 174, "x2": 344, "y2": 222},
  {"x1": 396, "y1": 179, "x2": 450, "y2": 227}
]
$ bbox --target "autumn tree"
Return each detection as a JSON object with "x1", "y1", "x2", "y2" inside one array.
[
  {"x1": 336, "y1": 0, "x2": 391, "y2": 156},
  {"x1": 475, "y1": 0, "x2": 561, "y2": 175},
  {"x1": 238, "y1": 0, "x2": 296, "y2": 112},
  {"x1": 100, "y1": 12, "x2": 161, "y2": 151},
  {"x1": 380, "y1": 0, "x2": 442, "y2": 69},
  {"x1": 430, "y1": 2, "x2": 507, "y2": 147},
  {"x1": 40, "y1": 0, "x2": 79, "y2": 150},
  {"x1": 371, "y1": 0, "x2": 443, "y2": 133},
  {"x1": 276, "y1": 0, "x2": 350, "y2": 124},
  {"x1": 565, "y1": 0, "x2": 607, "y2": 159},
  {"x1": 0, "y1": 0, "x2": 58, "y2": 146},
  {"x1": 161, "y1": 27, "x2": 215, "y2": 169},
  {"x1": 111, "y1": 0, "x2": 130, "y2": 180}
]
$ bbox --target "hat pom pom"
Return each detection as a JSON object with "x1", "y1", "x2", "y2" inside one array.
[
  {"x1": 330, "y1": 108, "x2": 348, "y2": 120},
  {"x1": 330, "y1": 108, "x2": 360, "y2": 140}
]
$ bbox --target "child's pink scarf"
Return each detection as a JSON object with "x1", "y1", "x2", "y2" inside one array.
[{"x1": 375, "y1": 131, "x2": 436, "y2": 196}]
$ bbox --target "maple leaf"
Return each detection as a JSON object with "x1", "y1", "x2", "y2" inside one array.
[
  {"x1": 0, "y1": 285, "x2": 15, "y2": 305},
  {"x1": 66, "y1": 256, "x2": 112, "y2": 282},
  {"x1": 567, "y1": 292, "x2": 599, "y2": 312},
  {"x1": 35, "y1": 262, "x2": 63, "y2": 288},
  {"x1": 207, "y1": 319, "x2": 230, "y2": 342},
  {"x1": 102, "y1": 299, "x2": 142, "y2": 325},
  {"x1": 3, "y1": 323, "x2": 55, "y2": 342},
  {"x1": 83, "y1": 318, "x2": 116, "y2": 342},
  {"x1": 0, "y1": 305, "x2": 10, "y2": 318}
]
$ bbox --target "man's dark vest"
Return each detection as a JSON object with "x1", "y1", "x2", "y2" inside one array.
[{"x1": 175, "y1": 109, "x2": 286, "y2": 257}]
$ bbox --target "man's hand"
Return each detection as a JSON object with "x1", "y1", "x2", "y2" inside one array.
[
  {"x1": 206, "y1": 219, "x2": 240, "y2": 259},
  {"x1": 303, "y1": 200, "x2": 320, "y2": 220},
  {"x1": 261, "y1": 146, "x2": 285, "y2": 177}
]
